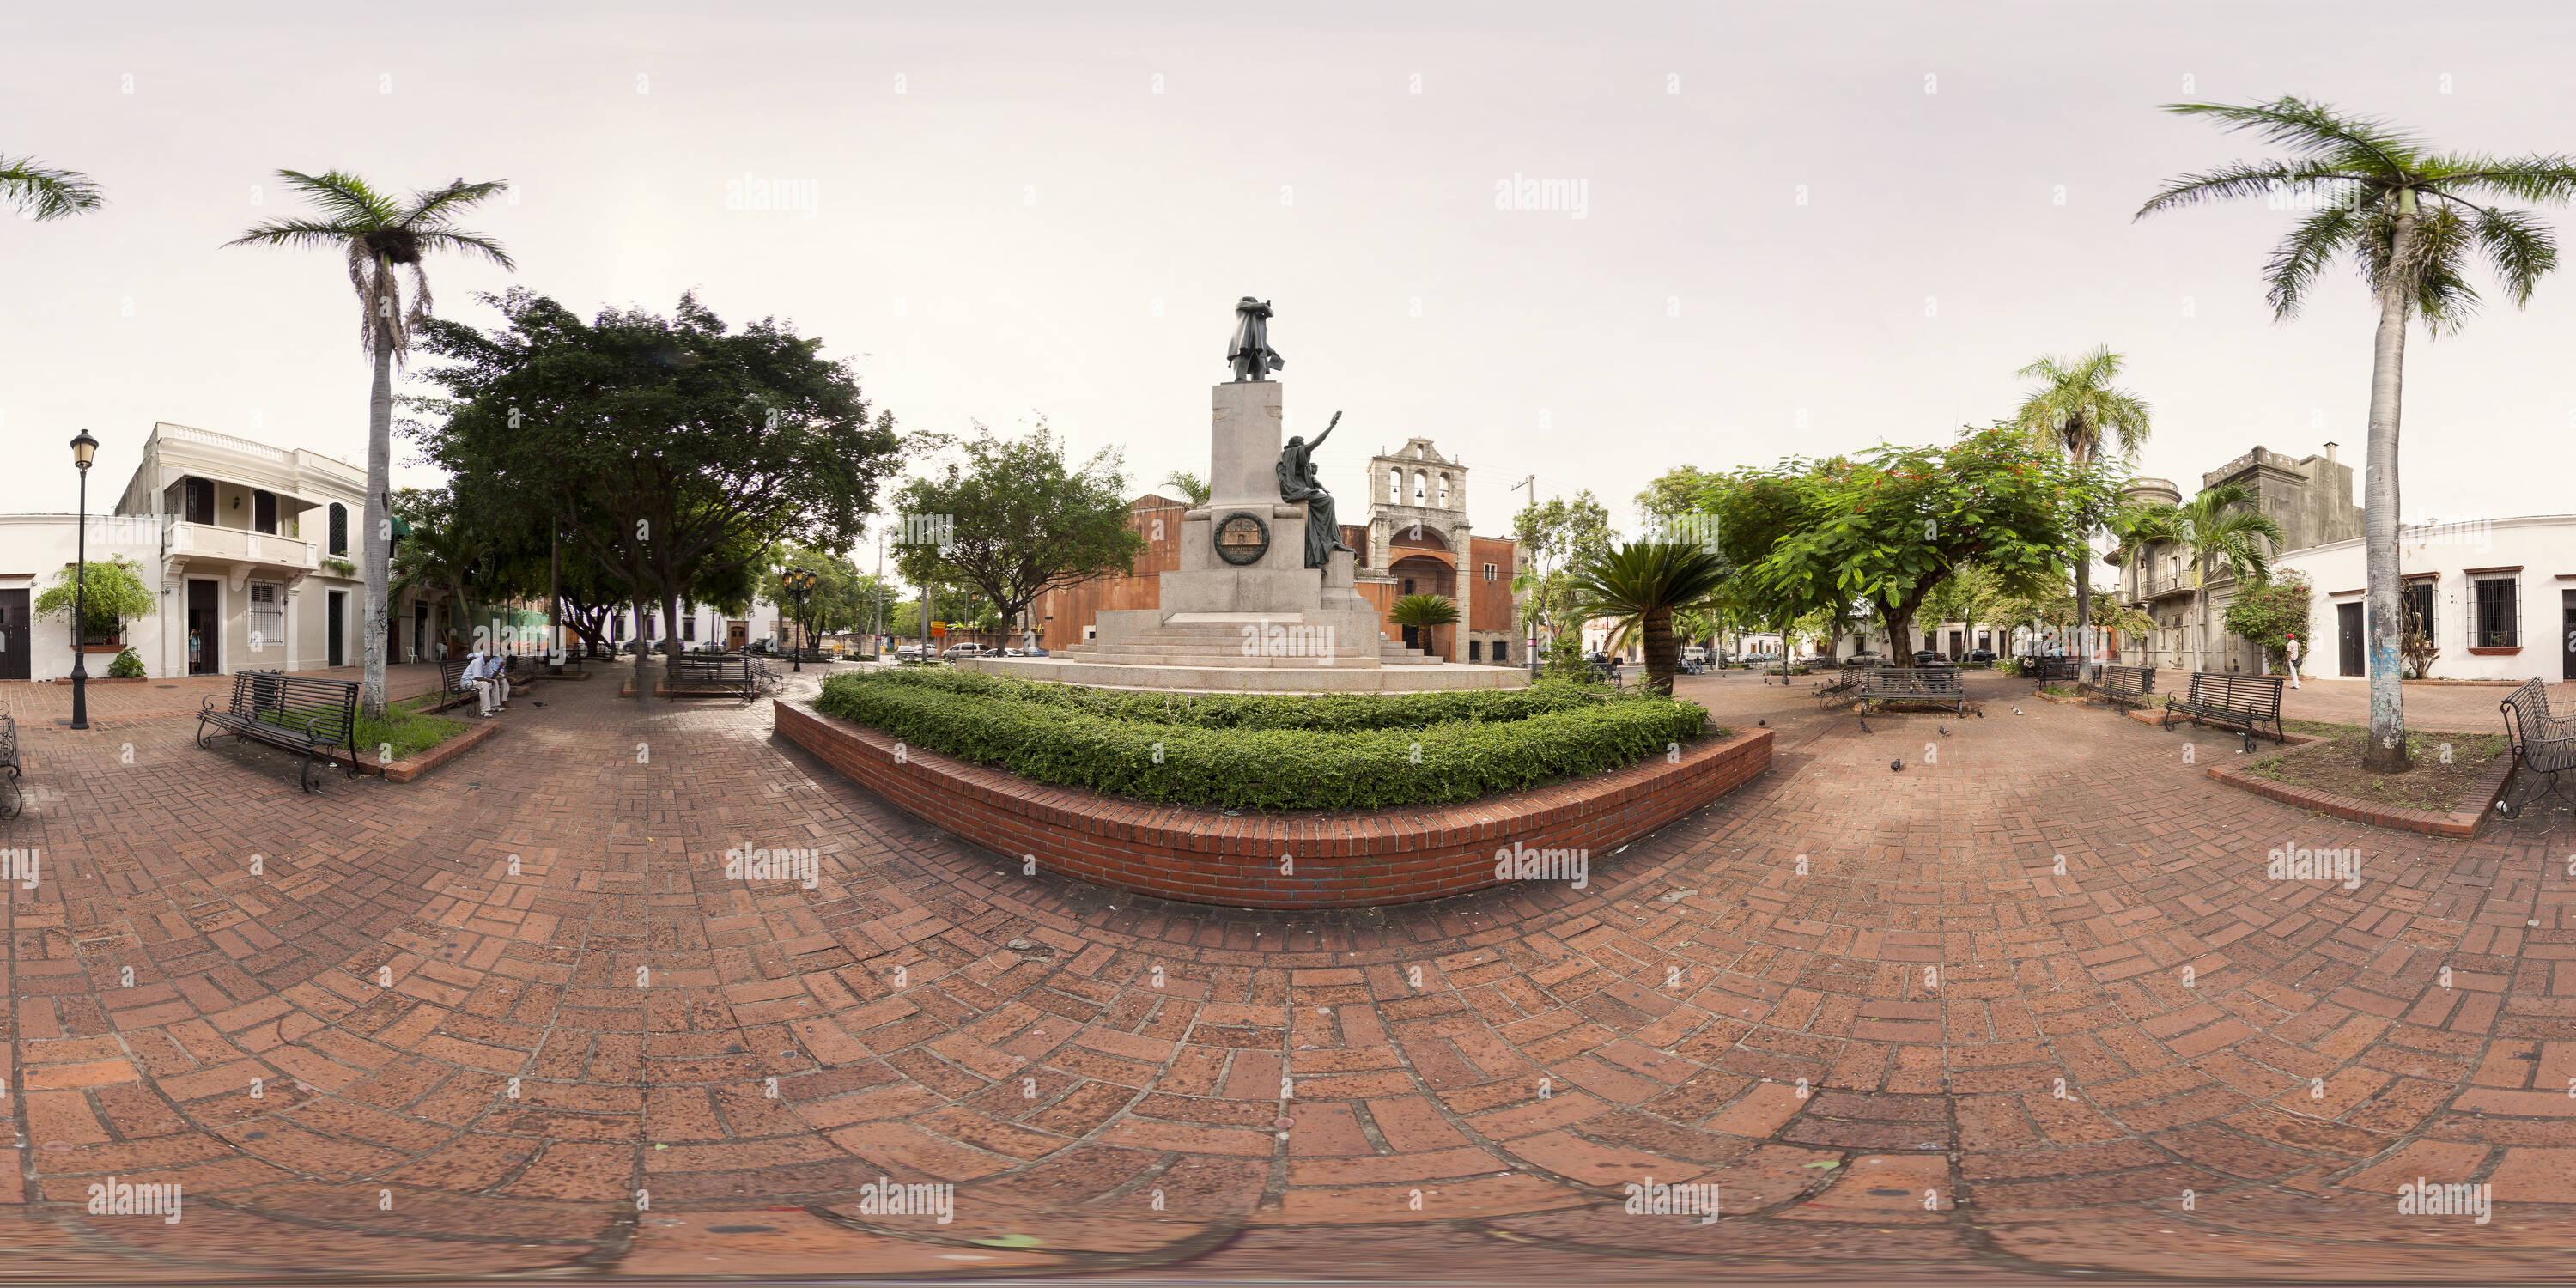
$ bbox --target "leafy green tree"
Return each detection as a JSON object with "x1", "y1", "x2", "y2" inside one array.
[
  {"x1": 1921, "y1": 562, "x2": 2005, "y2": 658},
  {"x1": 1511, "y1": 491, "x2": 1616, "y2": 653},
  {"x1": 2010, "y1": 346, "x2": 2152, "y2": 680},
  {"x1": 1387, "y1": 592, "x2": 1460, "y2": 659},
  {"x1": 890, "y1": 422, "x2": 1144, "y2": 642},
  {"x1": 34, "y1": 556, "x2": 153, "y2": 641},
  {"x1": 2221, "y1": 568, "x2": 2315, "y2": 673},
  {"x1": 1747, "y1": 428, "x2": 2111, "y2": 667},
  {"x1": 2141, "y1": 96, "x2": 2576, "y2": 769},
  {"x1": 413, "y1": 289, "x2": 899, "y2": 701},
  {"x1": 2, "y1": 154, "x2": 103, "y2": 220},
  {"x1": 1565, "y1": 542, "x2": 1732, "y2": 694},
  {"x1": 2108, "y1": 483, "x2": 2286, "y2": 675},
  {"x1": 228, "y1": 171, "x2": 513, "y2": 718}
]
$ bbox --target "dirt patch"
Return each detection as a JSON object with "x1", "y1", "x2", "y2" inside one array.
[{"x1": 2246, "y1": 725, "x2": 2507, "y2": 812}]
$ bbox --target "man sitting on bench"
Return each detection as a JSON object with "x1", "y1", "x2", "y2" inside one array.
[{"x1": 463, "y1": 647, "x2": 509, "y2": 717}]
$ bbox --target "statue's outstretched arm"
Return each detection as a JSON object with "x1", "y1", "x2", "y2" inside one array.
[{"x1": 1309, "y1": 410, "x2": 1342, "y2": 451}]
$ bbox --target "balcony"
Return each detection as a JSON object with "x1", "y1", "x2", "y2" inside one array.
[
  {"x1": 167, "y1": 520, "x2": 319, "y2": 574},
  {"x1": 2136, "y1": 576, "x2": 2195, "y2": 599}
]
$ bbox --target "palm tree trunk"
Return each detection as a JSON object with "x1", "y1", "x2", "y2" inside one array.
[
  {"x1": 2361, "y1": 198, "x2": 2415, "y2": 772},
  {"x1": 1643, "y1": 608, "x2": 1676, "y2": 694},
  {"x1": 2071, "y1": 440, "x2": 2095, "y2": 686},
  {"x1": 359, "y1": 337, "x2": 394, "y2": 719}
]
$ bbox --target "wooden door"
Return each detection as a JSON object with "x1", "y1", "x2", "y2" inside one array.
[
  {"x1": 2337, "y1": 602, "x2": 2364, "y2": 677},
  {"x1": 0, "y1": 588, "x2": 28, "y2": 680}
]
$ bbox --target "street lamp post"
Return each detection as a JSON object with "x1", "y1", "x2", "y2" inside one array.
[
  {"x1": 69, "y1": 429, "x2": 99, "y2": 731},
  {"x1": 780, "y1": 568, "x2": 817, "y2": 673}
]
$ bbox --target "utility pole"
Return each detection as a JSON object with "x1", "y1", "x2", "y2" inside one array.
[
  {"x1": 873, "y1": 528, "x2": 886, "y2": 662},
  {"x1": 1514, "y1": 473, "x2": 1537, "y2": 671}
]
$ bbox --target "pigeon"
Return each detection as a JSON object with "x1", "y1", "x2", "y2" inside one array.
[
  {"x1": 1891, "y1": 759, "x2": 1904, "y2": 771},
  {"x1": 532, "y1": 701, "x2": 546, "y2": 708},
  {"x1": 1757, "y1": 719, "x2": 1767, "y2": 726},
  {"x1": 1857, "y1": 715, "x2": 1873, "y2": 734},
  {"x1": 1939, "y1": 726, "x2": 1952, "y2": 737},
  {"x1": 2012, "y1": 707, "x2": 2024, "y2": 715}
]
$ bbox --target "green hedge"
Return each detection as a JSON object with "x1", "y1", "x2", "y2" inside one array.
[{"x1": 811, "y1": 670, "x2": 1716, "y2": 811}]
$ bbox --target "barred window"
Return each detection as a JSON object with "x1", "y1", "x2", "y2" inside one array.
[
  {"x1": 2475, "y1": 579, "x2": 2518, "y2": 647},
  {"x1": 1483, "y1": 562, "x2": 1498, "y2": 580},
  {"x1": 328, "y1": 503, "x2": 349, "y2": 556}
]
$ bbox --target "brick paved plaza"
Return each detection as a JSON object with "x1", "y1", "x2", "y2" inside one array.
[{"x1": 4, "y1": 664, "x2": 2574, "y2": 1283}]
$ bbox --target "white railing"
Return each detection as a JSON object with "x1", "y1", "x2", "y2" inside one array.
[
  {"x1": 167, "y1": 519, "x2": 317, "y2": 570},
  {"x1": 155, "y1": 423, "x2": 291, "y2": 463}
]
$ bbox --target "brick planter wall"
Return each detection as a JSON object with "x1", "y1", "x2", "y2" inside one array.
[{"x1": 773, "y1": 698, "x2": 1773, "y2": 909}]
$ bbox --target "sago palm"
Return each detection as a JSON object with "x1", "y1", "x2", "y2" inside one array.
[
  {"x1": 2010, "y1": 345, "x2": 2151, "y2": 684},
  {"x1": 1564, "y1": 542, "x2": 1731, "y2": 695},
  {"x1": 2140, "y1": 95, "x2": 2576, "y2": 770},
  {"x1": 2, "y1": 154, "x2": 104, "y2": 220},
  {"x1": 2108, "y1": 483, "x2": 2284, "y2": 676},
  {"x1": 1386, "y1": 592, "x2": 1460, "y2": 660},
  {"x1": 228, "y1": 171, "x2": 513, "y2": 717}
]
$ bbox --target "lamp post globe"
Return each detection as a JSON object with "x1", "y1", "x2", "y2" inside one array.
[{"x1": 69, "y1": 429, "x2": 100, "y2": 731}]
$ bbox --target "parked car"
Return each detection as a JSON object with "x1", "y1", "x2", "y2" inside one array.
[
  {"x1": 894, "y1": 643, "x2": 929, "y2": 662},
  {"x1": 942, "y1": 642, "x2": 995, "y2": 660},
  {"x1": 1840, "y1": 651, "x2": 1884, "y2": 668},
  {"x1": 1965, "y1": 648, "x2": 1997, "y2": 663},
  {"x1": 1912, "y1": 649, "x2": 1956, "y2": 666}
]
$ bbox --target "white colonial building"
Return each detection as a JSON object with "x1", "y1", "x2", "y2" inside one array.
[
  {"x1": 0, "y1": 423, "x2": 370, "y2": 681},
  {"x1": 2275, "y1": 514, "x2": 2576, "y2": 684}
]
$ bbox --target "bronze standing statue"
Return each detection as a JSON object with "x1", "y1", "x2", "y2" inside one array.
[
  {"x1": 1228, "y1": 297, "x2": 1283, "y2": 381},
  {"x1": 1277, "y1": 411, "x2": 1354, "y2": 569}
]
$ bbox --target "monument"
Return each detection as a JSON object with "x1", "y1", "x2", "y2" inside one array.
[{"x1": 958, "y1": 299, "x2": 1527, "y2": 693}]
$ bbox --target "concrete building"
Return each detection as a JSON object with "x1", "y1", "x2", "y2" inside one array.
[
  {"x1": 0, "y1": 422, "x2": 371, "y2": 680},
  {"x1": 2115, "y1": 444, "x2": 2363, "y2": 674},
  {"x1": 2276, "y1": 515, "x2": 2576, "y2": 683}
]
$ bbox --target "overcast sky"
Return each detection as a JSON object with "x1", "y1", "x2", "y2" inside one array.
[{"x1": 9, "y1": 1, "x2": 2575, "y2": 545}]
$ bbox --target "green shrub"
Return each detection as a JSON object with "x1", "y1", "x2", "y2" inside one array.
[
  {"x1": 812, "y1": 670, "x2": 1716, "y2": 811},
  {"x1": 106, "y1": 647, "x2": 145, "y2": 678}
]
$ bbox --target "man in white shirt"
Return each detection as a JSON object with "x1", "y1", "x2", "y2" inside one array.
[
  {"x1": 2282, "y1": 634, "x2": 2302, "y2": 689},
  {"x1": 463, "y1": 647, "x2": 506, "y2": 716}
]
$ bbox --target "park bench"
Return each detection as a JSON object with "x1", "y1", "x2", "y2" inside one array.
[
  {"x1": 2094, "y1": 664, "x2": 2157, "y2": 708},
  {"x1": 0, "y1": 702, "x2": 20, "y2": 819},
  {"x1": 1854, "y1": 665, "x2": 1966, "y2": 714},
  {"x1": 2160, "y1": 671, "x2": 2285, "y2": 750},
  {"x1": 2500, "y1": 677, "x2": 2576, "y2": 811},
  {"x1": 2028, "y1": 657, "x2": 2078, "y2": 685},
  {"x1": 195, "y1": 670, "x2": 360, "y2": 793},
  {"x1": 423, "y1": 657, "x2": 478, "y2": 714},
  {"x1": 668, "y1": 653, "x2": 756, "y2": 701}
]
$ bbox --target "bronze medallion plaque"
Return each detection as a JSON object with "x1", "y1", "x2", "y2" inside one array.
[{"x1": 1214, "y1": 512, "x2": 1271, "y2": 566}]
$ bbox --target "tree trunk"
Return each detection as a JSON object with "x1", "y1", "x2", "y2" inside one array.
[
  {"x1": 359, "y1": 337, "x2": 395, "y2": 719},
  {"x1": 635, "y1": 594, "x2": 653, "y2": 699},
  {"x1": 2071, "y1": 440, "x2": 2096, "y2": 686},
  {"x1": 1886, "y1": 609, "x2": 1914, "y2": 667},
  {"x1": 661, "y1": 585, "x2": 685, "y2": 696},
  {"x1": 1643, "y1": 608, "x2": 1676, "y2": 695},
  {"x1": 2361, "y1": 197, "x2": 2415, "y2": 772},
  {"x1": 547, "y1": 526, "x2": 562, "y2": 668}
]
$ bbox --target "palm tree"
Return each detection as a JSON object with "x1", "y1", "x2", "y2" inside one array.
[
  {"x1": 1160, "y1": 471, "x2": 1212, "y2": 507},
  {"x1": 391, "y1": 521, "x2": 489, "y2": 658},
  {"x1": 228, "y1": 171, "x2": 513, "y2": 718},
  {"x1": 1386, "y1": 592, "x2": 1459, "y2": 660},
  {"x1": 2140, "y1": 96, "x2": 2576, "y2": 771},
  {"x1": 2, "y1": 154, "x2": 103, "y2": 220},
  {"x1": 1564, "y1": 542, "x2": 1731, "y2": 695},
  {"x1": 2010, "y1": 346, "x2": 2151, "y2": 685},
  {"x1": 2108, "y1": 483, "x2": 2284, "y2": 677}
]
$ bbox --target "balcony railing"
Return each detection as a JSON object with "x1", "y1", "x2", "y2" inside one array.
[
  {"x1": 2136, "y1": 575, "x2": 2195, "y2": 598},
  {"x1": 167, "y1": 519, "x2": 318, "y2": 571}
]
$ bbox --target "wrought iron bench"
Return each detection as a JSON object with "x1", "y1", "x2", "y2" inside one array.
[
  {"x1": 2161, "y1": 671, "x2": 2286, "y2": 750},
  {"x1": 195, "y1": 671, "x2": 361, "y2": 793},
  {"x1": 2094, "y1": 664, "x2": 2157, "y2": 708},
  {"x1": 668, "y1": 653, "x2": 756, "y2": 701},
  {"x1": 1854, "y1": 665, "x2": 1966, "y2": 714},
  {"x1": 2028, "y1": 657, "x2": 2078, "y2": 685},
  {"x1": 2500, "y1": 677, "x2": 2576, "y2": 811}
]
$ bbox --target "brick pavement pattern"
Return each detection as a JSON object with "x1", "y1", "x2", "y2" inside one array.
[{"x1": 3, "y1": 660, "x2": 2574, "y2": 1283}]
